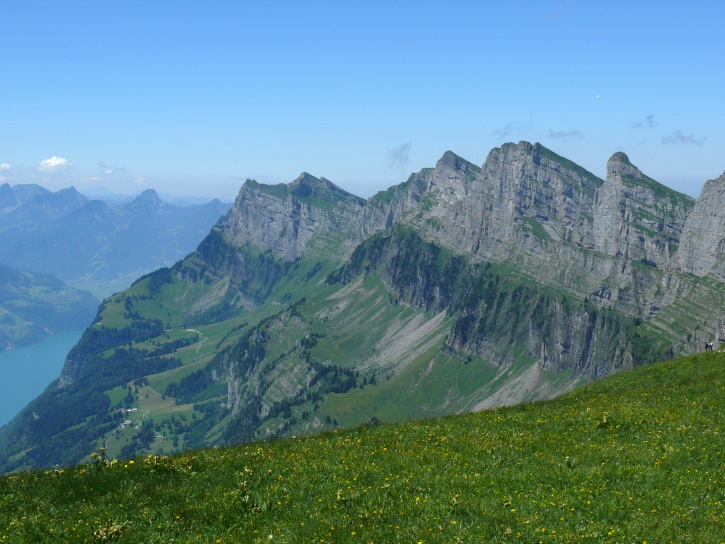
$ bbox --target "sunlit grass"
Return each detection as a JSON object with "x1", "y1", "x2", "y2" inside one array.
[{"x1": 2, "y1": 351, "x2": 724, "y2": 543}]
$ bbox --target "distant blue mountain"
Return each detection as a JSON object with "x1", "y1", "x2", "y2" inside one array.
[{"x1": 0, "y1": 183, "x2": 231, "y2": 297}]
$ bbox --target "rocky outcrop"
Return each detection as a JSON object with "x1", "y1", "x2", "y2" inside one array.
[
  {"x1": 359, "y1": 169, "x2": 430, "y2": 238},
  {"x1": 355, "y1": 144, "x2": 696, "y2": 318},
  {"x1": 593, "y1": 152, "x2": 693, "y2": 266},
  {"x1": 361, "y1": 143, "x2": 605, "y2": 268},
  {"x1": 677, "y1": 170, "x2": 725, "y2": 280},
  {"x1": 220, "y1": 142, "x2": 714, "y2": 320},
  {"x1": 222, "y1": 174, "x2": 366, "y2": 261},
  {"x1": 479, "y1": 143, "x2": 600, "y2": 241}
]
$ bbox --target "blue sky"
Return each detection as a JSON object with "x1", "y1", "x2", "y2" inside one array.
[{"x1": 1, "y1": 0, "x2": 723, "y2": 201}]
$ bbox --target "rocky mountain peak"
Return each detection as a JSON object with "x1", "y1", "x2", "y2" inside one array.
[
  {"x1": 607, "y1": 151, "x2": 643, "y2": 180},
  {"x1": 481, "y1": 141, "x2": 580, "y2": 179},
  {"x1": 677, "y1": 170, "x2": 725, "y2": 279},
  {"x1": 436, "y1": 151, "x2": 479, "y2": 175},
  {"x1": 0, "y1": 184, "x2": 89, "y2": 230},
  {"x1": 137, "y1": 188, "x2": 162, "y2": 204},
  {"x1": 593, "y1": 150, "x2": 694, "y2": 283},
  {"x1": 289, "y1": 172, "x2": 362, "y2": 206},
  {"x1": 222, "y1": 173, "x2": 365, "y2": 261},
  {"x1": 483, "y1": 141, "x2": 532, "y2": 167},
  {"x1": 0, "y1": 184, "x2": 50, "y2": 211},
  {"x1": 126, "y1": 189, "x2": 164, "y2": 214},
  {"x1": 290, "y1": 171, "x2": 320, "y2": 186},
  {"x1": 607, "y1": 151, "x2": 632, "y2": 168}
]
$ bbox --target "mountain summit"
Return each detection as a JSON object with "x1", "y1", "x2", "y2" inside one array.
[
  {"x1": 2, "y1": 141, "x2": 723, "y2": 471},
  {"x1": 127, "y1": 189, "x2": 164, "y2": 212}
]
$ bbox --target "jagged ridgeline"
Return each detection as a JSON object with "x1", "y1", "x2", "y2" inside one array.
[{"x1": 2, "y1": 141, "x2": 724, "y2": 471}]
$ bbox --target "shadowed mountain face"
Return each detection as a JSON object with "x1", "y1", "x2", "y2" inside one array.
[
  {"x1": 1, "y1": 141, "x2": 723, "y2": 472},
  {"x1": 0, "y1": 186, "x2": 231, "y2": 296}
]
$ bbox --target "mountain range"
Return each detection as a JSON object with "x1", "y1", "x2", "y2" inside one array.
[
  {"x1": 0, "y1": 184, "x2": 231, "y2": 349},
  {"x1": 0, "y1": 184, "x2": 231, "y2": 297},
  {"x1": 1, "y1": 141, "x2": 723, "y2": 471}
]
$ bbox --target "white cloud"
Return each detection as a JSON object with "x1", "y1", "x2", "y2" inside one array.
[
  {"x1": 0, "y1": 163, "x2": 10, "y2": 171},
  {"x1": 38, "y1": 156, "x2": 73, "y2": 172}
]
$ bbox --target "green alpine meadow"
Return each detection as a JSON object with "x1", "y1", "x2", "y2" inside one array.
[{"x1": 1, "y1": 350, "x2": 723, "y2": 543}]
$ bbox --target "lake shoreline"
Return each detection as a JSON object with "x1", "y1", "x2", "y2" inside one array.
[{"x1": 0, "y1": 330, "x2": 84, "y2": 426}]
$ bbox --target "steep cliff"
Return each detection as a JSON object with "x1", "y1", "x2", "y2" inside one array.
[
  {"x1": 223, "y1": 174, "x2": 366, "y2": 261},
  {"x1": 677, "y1": 170, "x2": 725, "y2": 280},
  {"x1": 593, "y1": 152, "x2": 690, "y2": 261},
  {"x1": 372, "y1": 143, "x2": 696, "y2": 318}
]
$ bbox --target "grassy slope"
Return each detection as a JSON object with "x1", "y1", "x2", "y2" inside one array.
[
  {"x1": 646, "y1": 275, "x2": 725, "y2": 348},
  {"x1": 1, "y1": 350, "x2": 723, "y2": 543},
  {"x1": 62, "y1": 239, "x2": 624, "y2": 464},
  {"x1": 89, "y1": 259, "x2": 504, "y2": 459}
]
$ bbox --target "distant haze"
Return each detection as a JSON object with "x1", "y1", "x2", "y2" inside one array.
[{"x1": 0, "y1": 2, "x2": 722, "y2": 201}]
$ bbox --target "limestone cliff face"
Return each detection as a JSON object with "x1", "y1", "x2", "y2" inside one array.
[
  {"x1": 379, "y1": 143, "x2": 694, "y2": 318},
  {"x1": 448, "y1": 294, "x2": 636, "y2": 380},
  {"x1": 222, "y1": 173, "x2": 365, "y2": 261},
  {"x1": 184, "y1": 142, "x2": 725, "y2": 395},
  {"x1": 222, "y1": 142, "x2": 713, "y2": 320},
  {"x1": 358, "y1": 169, "x2": 430, "y2": 238},
  {"x1": 377, "y1": 143, "x2": 604, "y2": 266},
  {"x1": 469, "y1": 142, "x2": 602, "y2": 254},
  {"x1": 677, "y1": 171, "x2": 725, "y2": 280},
  {"x1": 592, "y1": 152, "x2": 693, "y2": 266}
]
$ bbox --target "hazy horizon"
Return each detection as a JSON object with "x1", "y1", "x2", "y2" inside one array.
[{"x1": 1, "y1": 1, "x2": 723, "y2": 201}]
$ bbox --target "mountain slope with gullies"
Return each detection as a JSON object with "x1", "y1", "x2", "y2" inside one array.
[{"x1": 1, "y1": 141, "x2": 723, "y2": 471}]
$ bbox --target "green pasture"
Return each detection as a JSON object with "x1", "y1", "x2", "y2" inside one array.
[{"x1": 4, "y1": 351, "x2": 723, "y2": 543}]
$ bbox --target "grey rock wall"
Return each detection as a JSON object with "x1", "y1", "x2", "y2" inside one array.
[
  {"x1": 215, "y1": 140, "x2": 721, "y2": 332},
  {"x1": 677, "y1": 171, "x2": 725, "y2": 280},
  {"x1": 222, "y1": 174, "x2": 365, "y2": 261}
]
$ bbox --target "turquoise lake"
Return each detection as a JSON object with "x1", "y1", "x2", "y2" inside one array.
[{"x1": 0, "y1": 330, "x2": 84, "y2": 426}]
